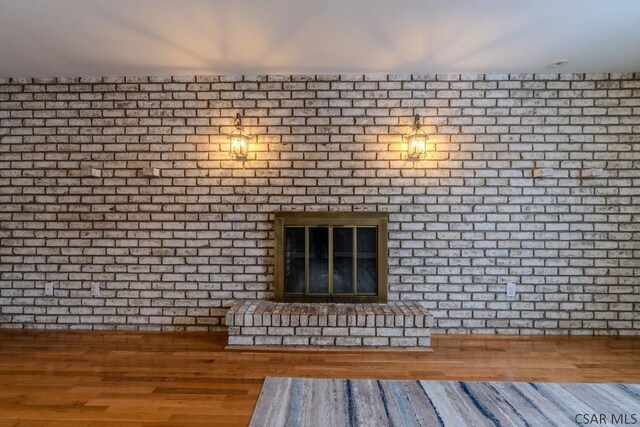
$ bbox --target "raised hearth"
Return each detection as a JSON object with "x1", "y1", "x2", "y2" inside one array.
[{"x1": 226, "y1": 300, "x2": 433, "y2": 349}]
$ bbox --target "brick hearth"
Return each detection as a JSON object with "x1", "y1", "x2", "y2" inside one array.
[{"x1": 226, "y1": 300, "x2": 433, "y2": 348}]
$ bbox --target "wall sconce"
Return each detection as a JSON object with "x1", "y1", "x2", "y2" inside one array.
[
  {"x1": 229, "y1": 113, "x2": 254, "y2": 160},
  {"x1": 405, "y1": 114, "x2": 430, "y2": 160}
]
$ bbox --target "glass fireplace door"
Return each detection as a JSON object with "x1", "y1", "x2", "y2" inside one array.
[
  {"x1": 332, "y1": 227, "x2": 354, "y2": 294},
  {"x1": 282, "y1": 225, "x2": 379, "y2": 300}
]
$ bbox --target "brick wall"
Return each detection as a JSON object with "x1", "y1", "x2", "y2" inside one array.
[{"x1": 1, "y1": 73, "x2": 639, "y2": 335}]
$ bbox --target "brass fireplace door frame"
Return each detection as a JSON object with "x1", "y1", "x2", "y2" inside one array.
[{"x1": 274, "y1": 212, "x2": 388, "y2": 303}]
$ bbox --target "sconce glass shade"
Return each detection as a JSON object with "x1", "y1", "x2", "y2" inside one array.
[
  {"x1": 407, "y1": 133, "x2": 428, "y2": 160},
  {"x1": 405, "y1": 114, "x2": 430, "y2": 160},
  {"x1": 228, "y1": 113, "x2": 252, "y2": 160},
  {"x1": 229, "y1": 133, "x2": 249, "y2": 160}
]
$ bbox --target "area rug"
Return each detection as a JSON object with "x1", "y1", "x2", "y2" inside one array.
[{"x1": 250, "y1": 377, "x2": 640, "y2": 426}]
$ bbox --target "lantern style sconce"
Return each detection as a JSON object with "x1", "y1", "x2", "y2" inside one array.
[
  {"x1": 228, "y1": 113, "x2": 254, "y2": 160},
  {"x1": 405, "y1": 114, "x2": 430, "y2": 160}
]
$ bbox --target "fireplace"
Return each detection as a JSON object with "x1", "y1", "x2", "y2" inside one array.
[
  {"x1": 274, "y1": 212, "x2": 388, "y2": 303},
  {"x1": 227, "y1": 213, "x2": 432, "y2": 348}
]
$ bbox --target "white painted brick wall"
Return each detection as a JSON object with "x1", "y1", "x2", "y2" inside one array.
[{"x1": 1, "y1": 73, "x2": 639, "y2": 335}]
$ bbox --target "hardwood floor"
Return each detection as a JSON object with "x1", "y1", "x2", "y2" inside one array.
[{"x1": 0, "y1": 330, "x2": 639, "y2": 426}]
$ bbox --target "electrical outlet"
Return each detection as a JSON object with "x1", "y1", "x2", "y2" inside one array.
[
  {"x1": 91, "y1": 282, "x2": 100, "y2": 297},
  {"x1": 45, "y1": 282, "x2": 54, "y2": 296},
  {"x1": 506, "y1": 282, "x2": 517, "y2": 299}
]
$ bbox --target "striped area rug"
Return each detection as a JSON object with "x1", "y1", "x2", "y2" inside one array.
[{"x1": 250, "y1": 377, "x2": 640, "y2": 426}]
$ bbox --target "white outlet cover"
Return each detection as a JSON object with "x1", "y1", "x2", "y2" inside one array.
[
  {"x1": 45, "y1": 282, "x2": 54, "y2": 296},
  {"x1": 506, "y1": 282, "x2": 517, "y2": 299},
  {"x1": 91, "y1": 282, "x2": 100, "y2": 297}
]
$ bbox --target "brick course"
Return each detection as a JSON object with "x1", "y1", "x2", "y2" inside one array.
[{"x1": 1, "y1": 73, "x2": 639, "y2": 334}]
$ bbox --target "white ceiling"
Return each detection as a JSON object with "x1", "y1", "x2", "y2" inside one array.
[{"x1": 1, "y1": 0, "x2": 640, "y2": 78}]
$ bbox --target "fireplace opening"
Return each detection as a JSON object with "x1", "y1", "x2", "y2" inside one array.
[{"x1": 274, "y1": 212, "x2": 388, "y2": 303}]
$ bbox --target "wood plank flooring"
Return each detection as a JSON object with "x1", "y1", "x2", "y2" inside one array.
[{"x1": 0, "y1": 330, "x2": 639, "y2": 426}]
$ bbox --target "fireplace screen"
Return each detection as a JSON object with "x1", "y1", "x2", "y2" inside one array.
[{"x1": 274, "y1": 212, "x2": 388, "y2": 303}]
